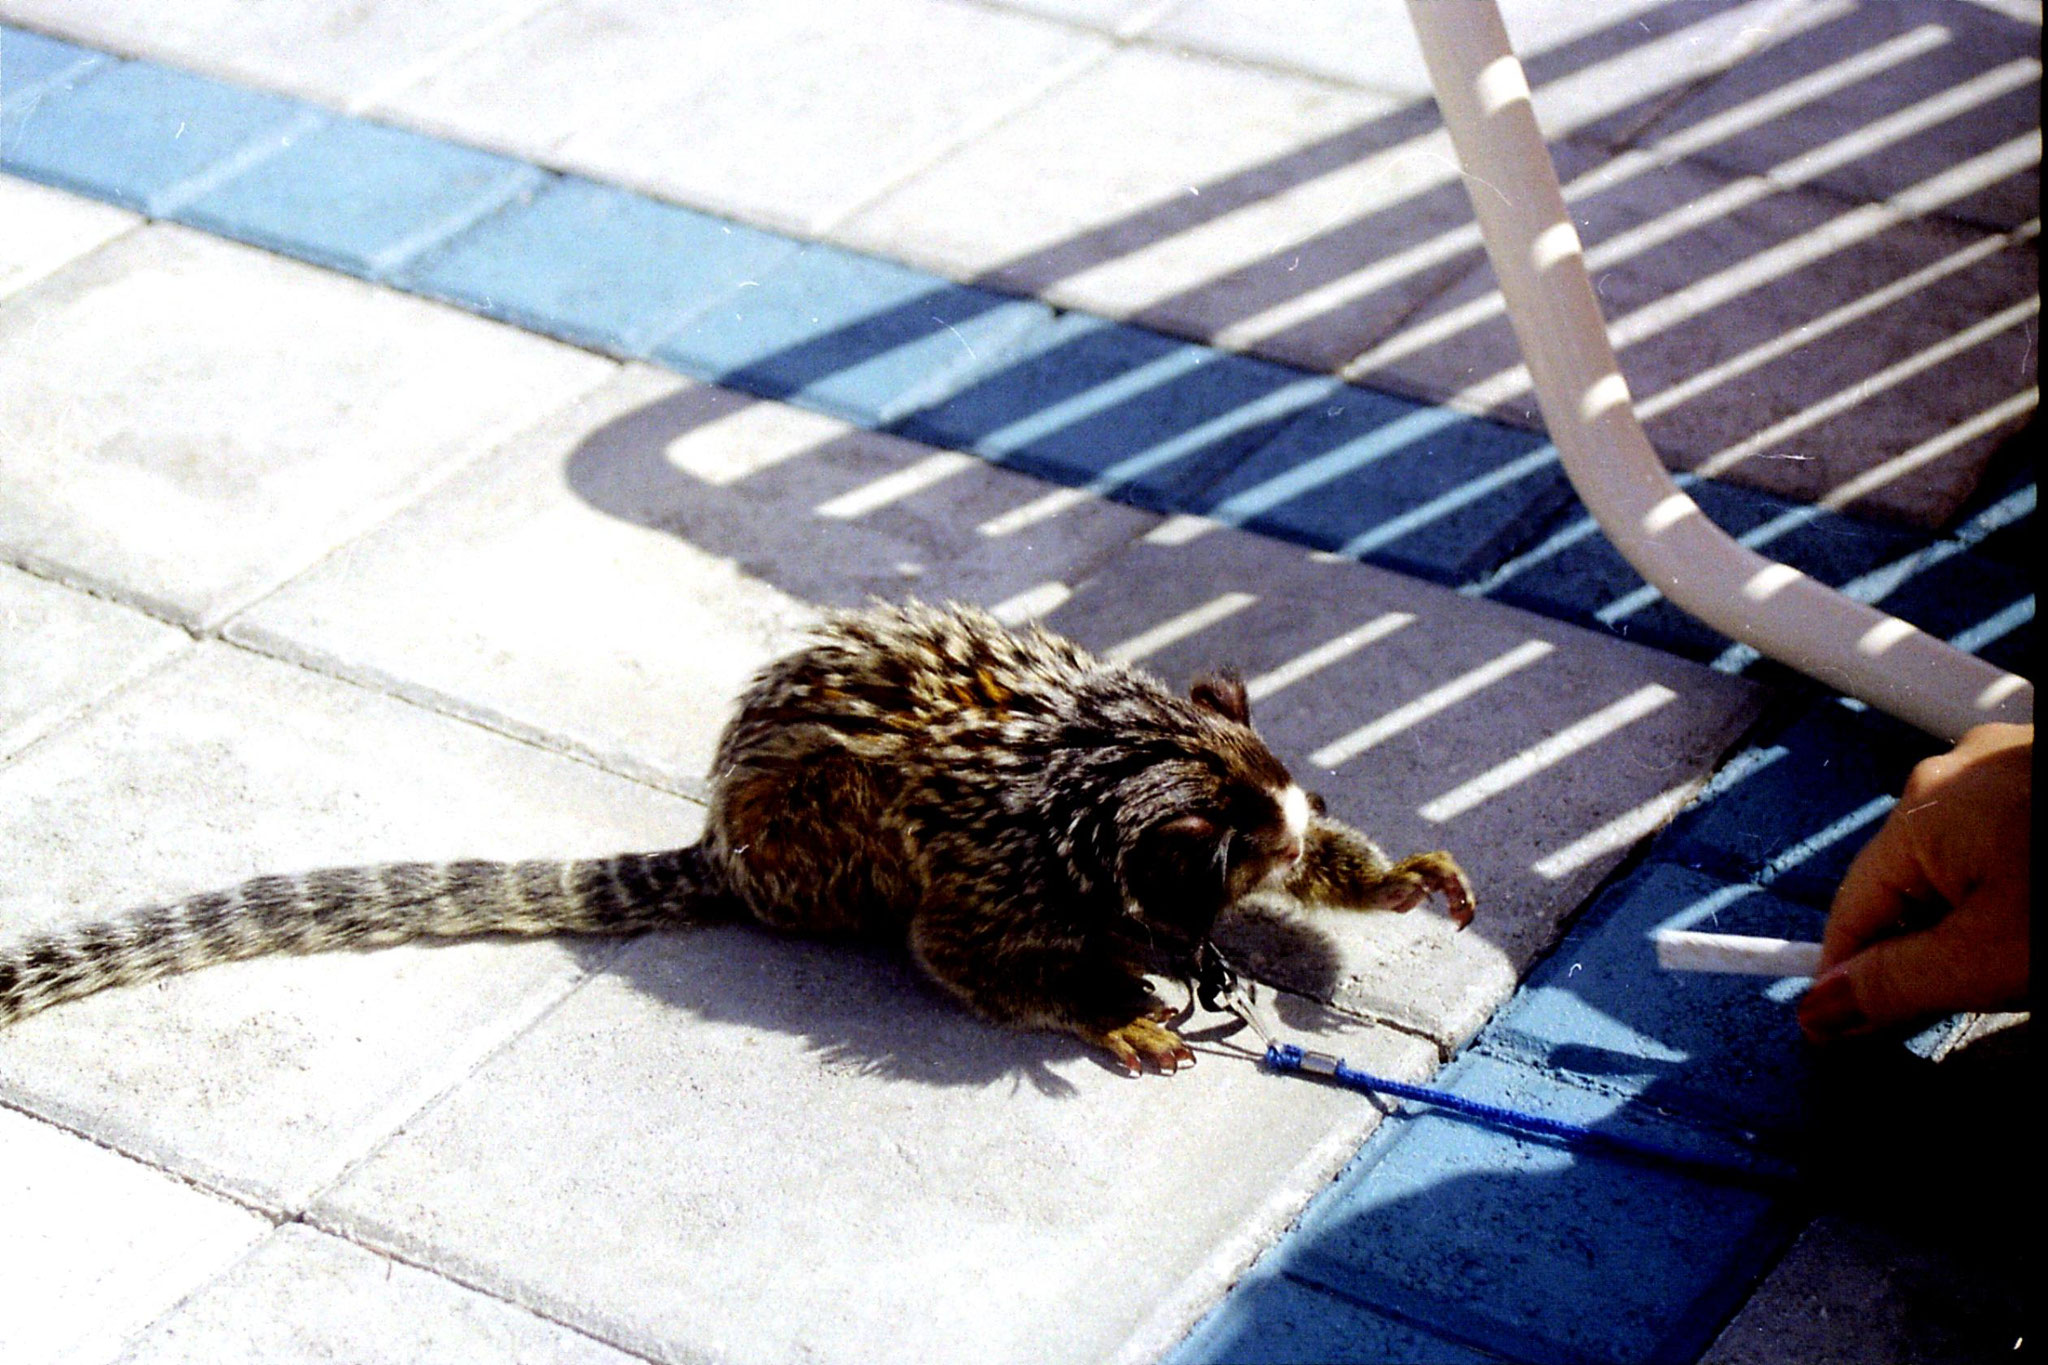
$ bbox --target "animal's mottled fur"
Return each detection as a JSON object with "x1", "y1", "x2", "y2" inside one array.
[
  {"x1": 1285, "y1": 815, "x2": 1475, "y2": 925},
  {"x1": 0, "y1": 603, "x2": 1472, "y2": 1071}
]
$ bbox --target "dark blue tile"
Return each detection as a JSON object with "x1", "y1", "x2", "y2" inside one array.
[
  {"x1": 1477, "y1": 863, "x2": 1825, "y2": 1141},
  {"x1": 399, "y1": 176, "x2": 800, "y2": 355},
  {"x1": 1274, "y1": 1054, "x2": 1787, "y2": 1365},
  {"x1": 1866, "y1": 534, "x2": 2035, "y2": 677},
  {"x1": 1485, "y1": 479, "x2": 1930, "y2": 660},
  {"x1": 1192, "y1": 393, "x2": 1573, "y2": 586},
  {"x1": 1169, "y1": 1267, "x2": 1506, "y2": 1365},
  {"x1": 0, "y1": 57, "x2": 320, "y2": 214},
  {"x1": 897, "y1": 311, "x2": 1338, "y2": 514},
  {"x1": 652, "y1": 243, "x2": 1051, "y2": 427},
  {"x1": 0, "y1": 26, "x2": 109, "y2": 120},
  {"x1": 176, "y1": 116, "x2": 544, "y2": 279},
  {"x1": 1659, "y1": 697, "x2": 1939, "y2": 905}
]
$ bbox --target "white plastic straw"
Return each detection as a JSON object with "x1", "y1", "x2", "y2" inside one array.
[{"x1": 1653, "y1": 931, "x2": 1824, "y2": 977}]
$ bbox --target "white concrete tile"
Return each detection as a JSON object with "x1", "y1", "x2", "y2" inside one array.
[
  {"x1": 230, "y1": 365, "x2": 1156, "y2": 796},
  {"x1": 1031, "y1": 522, "x2": 1764, "y2": 1047},
  {"x1": 114, "y1": 1225, "x2": 643, "y2": 1365},
  {"x1": 1144, "y1": 0, "x2": 1435, "y2": 94},
  {"x1": 834, "y1": 45, "x2": 1458, "y2": 369},
  {"x1": 836, "y1": 0, "x2": 1835, "y2": 370},
  {"x1": 0, "y1": 173, "x2": 137, "y2": 303},
  {"x1": 0, "y1": 642, "x2": 704, "y2": 1211},
  {"x1": 0, "y1": 225, "x2": 615, "y2": 628},
  {"x1": 314, "y1": 927, "x2": 1437, "y2": 1365},
  {"x1": 0, "y1": 565, "x2": 189, "y2": 760},
  {"x1": 367, "y1": 0, "x2": 767, "y2": 163},
  {"x1": 0, "y1": 0, "x2": 557, "y2": 112},
  {"x1": 1512, "y1": 0, "x2": 1845, "y2": 145},
  {"x1": 831, "y1": 43, "x2": 1391, "y2": 286},
  {"x1": 550, "y1": 0, "x2": 1112, "y2": 236},
  {"x1": 986, "y1": 0, "x2": 1179, "y2": 38},
  {"x1": 0, "y1": 1105, "x2": 268, "y2": 1365},
  {"x1": 1145, "y1": 0, "x2": 1703, "y2": 97}
]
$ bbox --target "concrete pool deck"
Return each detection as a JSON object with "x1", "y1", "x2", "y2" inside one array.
[{"x1": 0, "y1": 3, "x2": 2034, "y2": 1361}]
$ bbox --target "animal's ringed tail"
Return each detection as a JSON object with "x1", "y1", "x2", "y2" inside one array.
[{"x1": 0, "y1": 846, "x2": 729, "y2": 1028}]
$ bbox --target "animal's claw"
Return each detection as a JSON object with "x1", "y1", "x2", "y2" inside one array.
[
  {"x1": 1091, "y1": 1017, "x2": 1195, "y2": 1075},
  {"x1": 1428, "y1": 861, "x2": 1477, "y2": 930}
]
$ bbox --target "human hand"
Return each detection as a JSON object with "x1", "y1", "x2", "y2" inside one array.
[{"x1": 1799, "y1": 722, "x2": 2031, "y2": 1043}]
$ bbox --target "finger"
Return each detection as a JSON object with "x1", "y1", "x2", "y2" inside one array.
[
  {"x1": 1807, "y1": 916, "x2": 1988, "y2": 1040},
  {"x1": 1821, "y1": 807, "x2": 1935, "y2": 970}
]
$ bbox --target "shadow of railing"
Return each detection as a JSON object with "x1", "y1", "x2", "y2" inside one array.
[{"x1": 579, "y1": 0, "x2": 2036, "y2": 588}]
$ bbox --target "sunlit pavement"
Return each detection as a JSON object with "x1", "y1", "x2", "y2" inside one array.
[{"x1": 0, "y1": 4, "x2": 2033, "y2": 1362}]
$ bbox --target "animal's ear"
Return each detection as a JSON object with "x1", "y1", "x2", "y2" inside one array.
[
  {"x1": 1308, "y1": 790, "x2": 1328, "y2": 816},
  {"x1": 1189, "y1": 670, "x2": 1250, "y2": 724}
]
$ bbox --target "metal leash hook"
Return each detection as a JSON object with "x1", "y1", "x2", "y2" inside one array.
[{"x1": 1193, "y1": 940, "x2": 1276, "y2": 1053}]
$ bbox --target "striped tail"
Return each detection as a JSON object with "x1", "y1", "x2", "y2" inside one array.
[{"x1": 0, "y1": 845, "x2": 733, "y2": 1028}]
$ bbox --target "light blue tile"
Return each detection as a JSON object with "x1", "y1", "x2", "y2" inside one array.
[
  {"x1": 1169, "y1": 1266, "x2": 1506, "y2": 1365},
  {"x1": 0, "y1": 25, "x2": 109, "y2": 115},
  {"x1": 651, "y1": 243, "x2": 1052, "y2": 427},
  {"x1": 897, "y1": 311, "x2": 1338, "y2": 513},
  {"x1": 177, "y1": 116, "x2": 544, "y2": 279},
  {"x1": 0, "y1": 57, "x2": 320, "y2": 214},
  {"x1": 1659, "y1": 699, "x2": 1938, "y2": 906},
  {"x1": 398, "y1": 177, "x2": 799, "y2": 355},
  {"x1": 1477, "y1": 863, "x2": 1824, "y2": 1140}
]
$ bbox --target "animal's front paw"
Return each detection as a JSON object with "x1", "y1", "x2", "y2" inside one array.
[
  {"x1": 1411, "y1": 851, "x2": 1475, "y2": 930},
  {"x1": 1085, "y1": 1017, "x2": 1195, "y2": 1075}
]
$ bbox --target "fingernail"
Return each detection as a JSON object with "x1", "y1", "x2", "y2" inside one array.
[{"x1": 1798, "y1": 966, "x2": 1867, "y2": 1042}]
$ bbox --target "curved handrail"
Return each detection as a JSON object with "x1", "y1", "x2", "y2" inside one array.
[{"x1": 1402, "y1": 0, "x2": 2032, "y2": 740}]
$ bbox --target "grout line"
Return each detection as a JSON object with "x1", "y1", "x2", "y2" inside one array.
[
  {"x1": 294, "y1": 938, "x2": 638, "y2": 1212},
  {"x1": 360, "y1": 160, "x2": 553, "y2": 281},
  {"x1": 215, "y1": 627, "x2": 712, "y2": 803},
  {"x1": 0, "y1": 558, "x2": 205, "y2": 774},
  {"x1": 341, "y1": 0, "x2": 572, "y2": 115},
  {"x1": 296, "y1": 1208, "x2": 671, "y2": 1363},
  {"x1": 815, "y1": 33, "x2": 1119, "y2": 237},
  {"x1": 96, "y1": 1221, "x2": 283, "y2": 1364},
  {"x1": 931, "y1": 0, "x2": 1404, "y2": 96},
  {"x1": 0, "y1": 540, "x2": 711, "y2": 809},
  {"x1": 0, "y1": 201, "x2": 145, "y2": 304},
  {"x1": 0, "y1": 1089, "x2": 283, "y2": 1219}
]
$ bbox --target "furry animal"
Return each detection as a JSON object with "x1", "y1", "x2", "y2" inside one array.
[{"x1": 0, "y1": 603, "x2": 1472, "y2": 1072}]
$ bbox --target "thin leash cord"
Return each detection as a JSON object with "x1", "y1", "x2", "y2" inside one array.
[
  {"x1": 1261, "y1": 1041, "x2": 1796, "y2": 1190},
  {"x1": 1193, "y1": 944, "x2": 1797, "y2": 1190},
  {"x1": 1196, "y1": 933, "x2": 1802, "y2": 1186}
]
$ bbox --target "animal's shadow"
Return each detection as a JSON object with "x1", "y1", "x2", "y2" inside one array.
[{"x1": 581, "y1": 907, "x2": 1345, "y2": 1097}]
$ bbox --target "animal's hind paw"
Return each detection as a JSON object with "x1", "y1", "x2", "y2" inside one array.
[{"x1": 1085, "y1": 1017, "x2": 1195, "y2": 1075}]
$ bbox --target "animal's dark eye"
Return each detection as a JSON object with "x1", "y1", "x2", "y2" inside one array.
[{"x1": 1217, "y1": 785, "x2": 1289, "y2": 856}]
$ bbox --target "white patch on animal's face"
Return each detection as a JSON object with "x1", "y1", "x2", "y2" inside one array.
[{"x1": 1278, "y1": 784, "x2": 1311, "y2": 847}]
